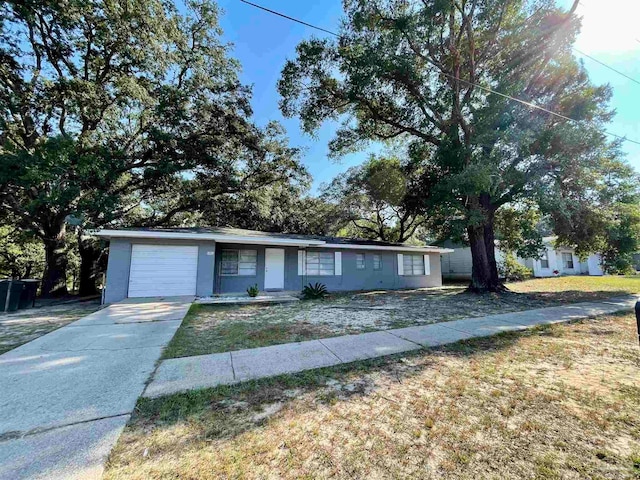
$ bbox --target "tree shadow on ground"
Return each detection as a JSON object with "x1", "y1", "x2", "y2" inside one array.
[
  {"x1": 341, "y1": 285, "x2": 634, "y2": 306},
  {"x1": 130, "y1": 322, "x2": 559, "y2": 441}
]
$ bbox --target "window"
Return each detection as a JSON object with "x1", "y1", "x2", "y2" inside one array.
[
  {"x1": 403, "y1": 254, "x2": 425, "y2": 275},
  {"x1": 306, "y1": 251, "x2": 334, "y2": 276},
  {"x1": 562, "y1": 252, "x2": 574, "y2": 269},
  {"x1": 540, "y1": 251, "x2": 549, "y2": 269},
  {"x1": 220, "y1": 249, "x2": 257, "y2": 276},
  {"x1": 356, "y1": 253, "x2": 365, "y2": 269},
  {"x1": 373, "y1": 254, "x2": 382, "y2": 270}
]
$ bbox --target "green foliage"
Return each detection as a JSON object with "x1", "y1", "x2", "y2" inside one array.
[
  {"x1": 199, "y1": 181, "x2": 342, "y2": 236},
  {"x1": 0, "y1": 225, "x2": 44, "y2": 279},
  {"x1": 278, "y1": 0, "x2": 630, "y2": 291},
  {"x1": 301, "y1": 283, "x2": 328, "y2": 300},
  {"x1": 498, "y1": 253, "x2": 533, "y2": 282},
  {"x1": 0, "y1": 0, "x2": 305, "y2": 293},
  {"x1": 321, "y1": 155, "x2": 423, "y2": 242},
  {"x1": 246, "y1": 284, "x2": 259, "y2": 298},
  {"x1": 544, "y1": 156, "x2": 640, "y2": 274},
  {"x1": 600, "y1": 203, "x2": 640, "y2": 274},
  {"x1": 495, "y1": 205, "x2": 547, "y2": 260}
]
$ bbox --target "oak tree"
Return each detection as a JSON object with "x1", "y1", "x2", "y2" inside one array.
[
  {"x1": 1, "y1": 0, "x2": 305, "y2": 294},
  {"x1": 278, "y1": 0, "x2": 629, "y2": 291}
]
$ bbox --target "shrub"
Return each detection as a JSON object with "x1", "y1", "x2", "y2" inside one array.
[
  {"x1": 301, "y1": 282, "x2": 328, "y2": 300},
  {"x1": 498, "y1": 252, "x2": 532, "y2": 282},
  {"x1": 246, "y1": 284, "x2": 259, "y2": 297}
]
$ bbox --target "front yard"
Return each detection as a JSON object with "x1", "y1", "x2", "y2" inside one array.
[
  {"x1": 162, "y1": 275, "x2": 640, "y2": 358},
  {"x1": 105, "y1": 312, "x2": 640, "y2": 479},
  {"x1": 0, "y1": 299, "x2": 101, "y2": 355}
]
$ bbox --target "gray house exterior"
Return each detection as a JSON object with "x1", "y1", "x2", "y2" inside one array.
[{"x1": 95, "y1": 228, "x2": 452, "y2": 304}]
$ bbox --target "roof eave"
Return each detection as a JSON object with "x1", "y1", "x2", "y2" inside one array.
[
  {"x1": 90, "y1": 229, "x2": 453, "y2": 253},
  {"x1": 90, "y1": 229, "x2": 325, "y2": 247},
  {"x1": 322, "y1": 243, "x2": 454, "y2": 254}
]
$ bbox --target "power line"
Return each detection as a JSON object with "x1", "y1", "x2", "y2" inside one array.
[
  {"x1": 573, "y1": 48, "x2": 640, "y2": 86},
  {"x1": 239, "y1": 0, "x2": 640, "y2": 146},
  {"x1": 571, "y1": 2, "x2": 640, "y2": 84},
  {"x1": 239, "y1": 0, "x2": 337, "y2": 36}
]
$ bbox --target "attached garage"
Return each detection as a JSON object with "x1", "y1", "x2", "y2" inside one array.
[{"x1": 128, "y1": 244, "x2": 198, "y2": 297}]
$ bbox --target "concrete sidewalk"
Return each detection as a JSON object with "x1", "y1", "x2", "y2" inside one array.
[
  {"x1": 0, "y1": 296, "x2": 192, "y2": 480},
  {"x1": 144, "y1": 296, "x2": 637, "y2": 399}
]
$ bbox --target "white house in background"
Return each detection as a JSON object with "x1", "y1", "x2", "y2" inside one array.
[{"x1": 440, "y1": 236, "x2": 604, "y2": 280}]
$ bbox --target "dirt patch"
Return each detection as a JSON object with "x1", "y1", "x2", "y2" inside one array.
[{"x1": 0, "y1": 300, "x2": 101, "y2": 354}]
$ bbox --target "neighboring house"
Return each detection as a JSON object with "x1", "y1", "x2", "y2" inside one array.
[
  {"x1": 94, "y1": 228, "x2": 453, "y2": 304},
  {"x1": 439, "y1": 239, "x2": 506, "y2": 281},
  {"x1": 440, "y1": 237, "x2": 604, "y2": 280}
]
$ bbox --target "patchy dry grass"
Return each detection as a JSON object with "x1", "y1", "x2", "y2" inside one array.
[
  {"x1": 162, "y1": 302, "x2": 337, "y2": 359},
  {"x1": 0, "y1": 300, "x2": 101, "y2": 354},
  {"x1": 106, "y1": 312, "x2": 640, "y2": 479},
  {"x1": 163, "y1": 276, "x2": 640, "y2": 358},
  {"x1": 508, "y1": 275, "x2": 640, "y2": 301}
]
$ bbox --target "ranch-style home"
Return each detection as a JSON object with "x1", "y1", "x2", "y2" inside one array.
[{"x1": 94, "y1": 228, "x2": 453, "y2": 304}]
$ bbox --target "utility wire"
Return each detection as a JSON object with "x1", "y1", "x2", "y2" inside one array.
[
  {"x1": 573, "y1": 48, "x2": 640, "y2": 86},
  {"x1": 571, "y1": 2, "x2": 640, "y2": 85},
  {"x1": 239, "y1": 0, "x2": 640, "y2": 146},
  {"x1": 239, "y1": 0, "x2": 337, "y2": 36}
]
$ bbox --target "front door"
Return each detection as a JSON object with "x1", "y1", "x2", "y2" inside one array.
[{"x1": 264, "y1": 248, "x2": 285, "y2": 290}]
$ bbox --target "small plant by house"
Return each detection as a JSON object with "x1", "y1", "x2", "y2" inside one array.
[
  {"x1": 498, "y1": 253, "x2": 532, "y2": 282},
  {"x1": 246, "y1": 284, "x2": 259, "y2": 297},
  {"x1": 302, "y1": 282, "x2": 328, "y2": 300}
]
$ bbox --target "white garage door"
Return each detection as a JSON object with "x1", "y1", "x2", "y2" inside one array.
[{"x1": 128, "y1": 244, "x2": 198, "y2": 297}]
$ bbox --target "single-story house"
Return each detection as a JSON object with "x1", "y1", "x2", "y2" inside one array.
[
  {"x1": 94, "y1": 228, "x2": 453, "y2": 304},
  {"x1": 440, "y1": 236, "x2": 604, "y2": 280}
]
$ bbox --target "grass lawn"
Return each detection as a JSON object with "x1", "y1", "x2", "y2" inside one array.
[
  {"x1": 0, "y1": 300, "x2": 101, "y2": 355},
  {"x1": 509, "y1": 275, "x2": 640, "y2": 299},
  {"x1": 105, "y1": 312, "x2": 640, "y2": 479},
  {"x1": 162, "y1": 275, "x2": 640, "y2": 359}
]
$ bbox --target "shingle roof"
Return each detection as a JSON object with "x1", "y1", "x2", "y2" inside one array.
[
  {"x1": 118, "y1": 226, "x2": 415, "y2": 248},
  {"x1": 93, "y1": 226, "x2": 454, "y2": 252}
]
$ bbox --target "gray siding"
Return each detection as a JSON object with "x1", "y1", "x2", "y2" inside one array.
[
  {"x1": 215, "y1": 243, "x2": 266, "y2": 294},
  {"x1": 104, "y1": 238, "x2": 215, "y2": 303},
  {"x1": 104, "y1": 239, "x2": 444, "y2": 302},
  {"x1": 196, "y1": 242, "x2": 216, "y2": 297},
  {"x1": 440, "y1": 241, "x2": 473, "y2": 280},
  {"x1": 215, "y1": 245, "x2": 442, "y2": 293},
  {"x1": 104, "y1": 238, "x2": 132, "y2": 303}
]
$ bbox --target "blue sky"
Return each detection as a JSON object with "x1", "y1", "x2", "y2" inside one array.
[{"x1": 216, "y1": 0, "x2": 640, "y2": 193}]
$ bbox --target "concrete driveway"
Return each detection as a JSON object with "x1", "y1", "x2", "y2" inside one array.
[{"x1": 0, "y1": 296, "x2": 192, "y2": 480}]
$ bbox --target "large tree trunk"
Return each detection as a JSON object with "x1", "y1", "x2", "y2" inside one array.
[
  {"x1": 468, "y1": 224, "x2": 499, "y2": 292},
  {"x1": 41, "y1": 225, "x2": 68, "y2": 296},
  {"x1": 483, "y1": 208, "x2": 502, "y2": 287},
  {"x1": 467, "y1": 197, "x2": 504, "y2": 293},
  {"x1": 78, "y1": 233, "x2": 100, "y2": 296}
]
